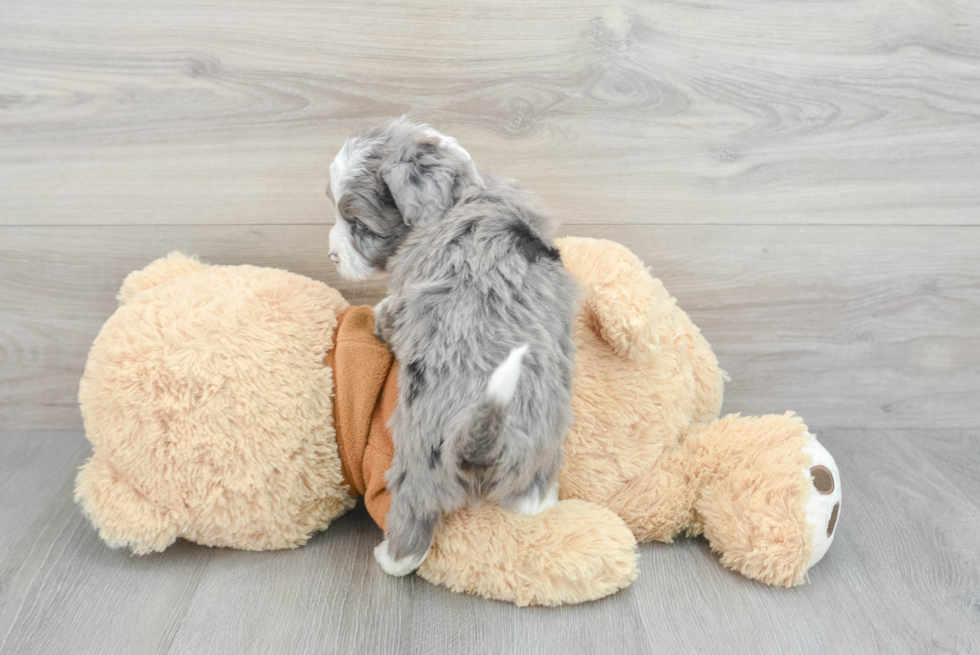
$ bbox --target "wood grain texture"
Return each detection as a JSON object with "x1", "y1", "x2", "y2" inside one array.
[
  {"x1": 0, "y1": 430, "x2": 978, "y2": 655},
  {"x1": 2, "y1": 0, "x2": 978, "y2": 652},
  {"x1": 2, "y1": 0, "x2": 980, "y2": 226},
  {"x1": 2, "y1": 224, "x2": 977, "y2": 431}
]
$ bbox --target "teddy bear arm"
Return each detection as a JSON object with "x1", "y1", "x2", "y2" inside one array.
[{"x1": 555, "y1": 236, "x2": 663, "y2": 362}]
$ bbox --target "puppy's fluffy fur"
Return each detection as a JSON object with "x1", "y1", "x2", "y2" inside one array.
[{"x1": 327, "y1": 119, "x2": 578, "y2": 576}]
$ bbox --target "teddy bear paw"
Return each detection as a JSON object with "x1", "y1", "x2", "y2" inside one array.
[
  {"x1": 802, "y1": 432, "x2": 842, "y2": 569},
  {"x1": 374, "y1": 539, "x2": 428, "y2": 577}
]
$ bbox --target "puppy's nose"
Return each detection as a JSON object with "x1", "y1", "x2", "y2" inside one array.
[{"x1": 329, "y1": 251, "x2": 340, "y2": 264}]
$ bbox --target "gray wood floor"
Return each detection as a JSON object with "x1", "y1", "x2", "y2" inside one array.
[
  {"x1": 1, "y1": 429, "x2": 978, "y2": 655},
  {"x1": 2, "y1": 0, "x2": 979, "y2": 652}
]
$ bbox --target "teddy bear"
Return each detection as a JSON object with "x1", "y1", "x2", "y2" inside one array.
[{"x1": 75, "y1": 236, "x2": 841, "y2": 606}]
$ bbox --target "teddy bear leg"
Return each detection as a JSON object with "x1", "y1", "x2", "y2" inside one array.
[
  {"x1": 74, "y1": 455, "x2": 185, "y2": 555},
  {"x1": 417, "y1": 500, "x2": 638, "y2": 606},
  {"x1": 599, "y1": 414, "x2": 842, "y2": 586},
  {"x1": 598, "y1": 447, "x2": 702, "y2": 545},
  {"x1": 802, "y1": 431, "x2": 842, "y2": 569},
  {"x1": 690, "y1": 414, "x2": 842, "y2": 587}
]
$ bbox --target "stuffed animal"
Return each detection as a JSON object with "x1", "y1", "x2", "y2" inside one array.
[{"x1": 76, "y1": 237, "x2": 841, "y2": 606}]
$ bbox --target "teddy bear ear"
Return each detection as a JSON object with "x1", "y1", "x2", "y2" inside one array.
[
  {"x1": 117, "y1": 252, "x2": 206, "y2": 304},
  {"x1": 556, "y1": 236, "x2": 664, "y2": 362},
  {"x1": 75, "y1": 454, "x2": 184, "y2": 554}
]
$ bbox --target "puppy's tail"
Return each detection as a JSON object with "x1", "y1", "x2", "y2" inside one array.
[
  {"x1": 486, "y1": 344, "x2": 529, "y2": 406},
  {"x1": 454, "y1": 345, "x2": 528, "y2": 474}
]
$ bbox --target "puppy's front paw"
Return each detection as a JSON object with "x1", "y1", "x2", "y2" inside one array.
[
  {"x1": 374, "y1": 539, "x2": 427, "y2": 577},
  {"x1": 373, "y1": 296, "x2": 393, "y2": 345}
]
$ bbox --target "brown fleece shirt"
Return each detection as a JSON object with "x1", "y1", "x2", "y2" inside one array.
[{"x1": 323, "y1": 305, "x2": 398, "y2": 532}]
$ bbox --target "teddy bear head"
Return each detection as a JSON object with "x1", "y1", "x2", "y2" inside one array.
[{"x1": 77, "y1": 253, "x2": 354, "y2": 554}]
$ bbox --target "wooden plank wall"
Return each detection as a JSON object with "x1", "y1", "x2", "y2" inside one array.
[{"x1": 2, "y1": 0, "x2": 979, "y2": 432}]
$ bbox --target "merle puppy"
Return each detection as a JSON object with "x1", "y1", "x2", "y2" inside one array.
[{"x1": 326, "y1": 118, "x2": 578, "y2": 576}]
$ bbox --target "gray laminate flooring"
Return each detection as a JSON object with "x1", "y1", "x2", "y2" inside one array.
[
  {"x1": 1, "y1": 430, "x2": 978, "y2": 655},
  {"x1": 2, "y1": 0, "x2": 979, "y2": 651}
]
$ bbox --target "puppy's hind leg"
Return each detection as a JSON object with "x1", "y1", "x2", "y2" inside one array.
[{"x1": 375, "y1": 484, "x2": 438, "y2": 577}]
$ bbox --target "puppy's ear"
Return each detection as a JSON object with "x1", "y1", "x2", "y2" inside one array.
[{"x1": 381, "y1": 129, "x2": 481, "y2": 227}]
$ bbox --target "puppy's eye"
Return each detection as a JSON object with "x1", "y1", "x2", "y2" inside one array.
[{"x1": 349, "y1": 218, "x2": 372, "y2": 236}]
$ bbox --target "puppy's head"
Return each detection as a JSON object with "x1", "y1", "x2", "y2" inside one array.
[{"x1": 326, "y1": 118, "x2": 483, "y2": 280}]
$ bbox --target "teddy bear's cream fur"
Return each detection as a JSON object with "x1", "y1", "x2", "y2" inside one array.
[{"x1": 76, "y1": 237, "x2": 840, "y2": 606}]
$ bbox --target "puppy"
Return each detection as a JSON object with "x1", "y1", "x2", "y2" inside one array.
[{"x1": 326, "y1": 118, "x2": 578, "y2": 576}]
